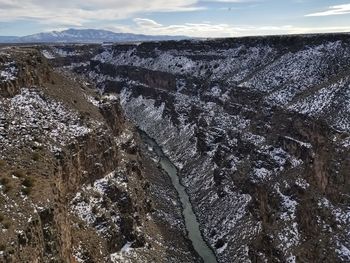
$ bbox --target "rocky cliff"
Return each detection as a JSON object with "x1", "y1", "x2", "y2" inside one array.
[
  {"x1": 0, "y1": 48, "x2": 199, "y2": 262},
  {"x1": 47, "y1": 34, "x2": 350, "y2": 263}
]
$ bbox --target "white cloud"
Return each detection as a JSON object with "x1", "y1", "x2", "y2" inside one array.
[
  {"x1": 129, "y1": 19, "x2": 235, "y2": 37},
  {"x1": 0, "y1": 0, "x2": 349, "y2": 37},
  {"x1": 0, "y1": 0, "x2": 202, "y2": 26},
  {"x1": 306, "y1": 4, "x2": 350, "y2": 17},
  {"x1": 203, "y1": 0, "x2": 256, "y2": 2},
  {"x1": 107, "y1": 18, "x2": 350, "y2": 37},
  {"x1": 134, "y1": 18, "x2": 163, "y2": 28}
]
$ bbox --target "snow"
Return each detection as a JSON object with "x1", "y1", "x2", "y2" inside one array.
[
  {"x1": 41, "y1": 50, "x2": 55, "y2": 59},
  {"x1": 284, "y1": 136, "x2": 312, "y2": 149},
  {"x1": 276, "y1": 185, "x2": 297, "y2": 221},
  {"x1": 86, "y1": 95, "x2": 100, "y2": 106},
  {"x1": 70, "y1": 170, "x2": 125, "y2": 235},
  {"x1": 121, "y1": 241, "x2": 134, "y2": 253},
  {"x1": 217, "y1": 242, "x2": 228, "y2": 254},
  {"x1": 295, "y1": 178, "x2": 310, "y2": 190},
  {"x1": 53, "y1": 47, "x2": 82, "y2": 57},
  {"x1": 0, "y1": 61, "x2": 17, "y2": 82},
  {"x1": 336, "y1": 244, "x2": 350, "y2": 261},
  {"x1": 275, "y1": 185, "x2": 300, "y2": 260},
  {"x1": 251, "y1": 167, "x2": 272, "y2": 182},
  {"x1": 244, "y1": 41, "x2": 344, "y2": 96},
  {"x1": 286, "y1": 255, "x2": 296, "y2": 263},
  {"x1": 317, "y1": 197, "x2": 350, "y2": 261},
  {"x1": 93, "y1": 44, "x2": 276, "y2": 83},
  {"x1": 0, "y1": 88, "x2": 101, "y2": 158},
  {"x1": 73, "y1": 245, "x2": 86, "y2": 263}
]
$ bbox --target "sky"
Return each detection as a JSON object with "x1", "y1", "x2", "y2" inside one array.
[{"x1": 1, "y1": 0, "x2": 350, "y2": 37}]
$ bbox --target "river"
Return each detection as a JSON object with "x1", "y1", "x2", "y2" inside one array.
[{"x1": 140, "y1": 131, "x2": 218, "y2": 263}]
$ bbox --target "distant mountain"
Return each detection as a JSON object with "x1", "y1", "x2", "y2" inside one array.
[
  {"x1": 0, "y1": 29, "x2": 190, "y2": 43},
  {"x1": 0, "y1": 36, "x2": 20, "y2": 43}
]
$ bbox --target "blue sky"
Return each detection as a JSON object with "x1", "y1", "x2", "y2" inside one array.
[{"x1": 1, "y1": 0, "x2": 350, "y2": 37}]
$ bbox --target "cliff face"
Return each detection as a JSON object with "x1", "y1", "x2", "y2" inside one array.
[
  {"x1": 0, "y1": 48, "x2": 199, "y2": 262},
  {"x1": 51, "y1": 34, "x2": 350, "y2": 263},
  {"x1": 0, "y1": 48, "x2": 53, "y2": 97}
]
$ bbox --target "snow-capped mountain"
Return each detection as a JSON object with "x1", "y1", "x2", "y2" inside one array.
[{"x1": 0, "y1": 28, "x2": 189, "y2": 43}]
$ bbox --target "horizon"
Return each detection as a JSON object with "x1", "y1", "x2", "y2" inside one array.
[
  {"x1": 1, "y1": 1, "x2": 350, "y2": 38},
  {"x1": 3, "y1": 27, "x2": 350, "y2": 40}
]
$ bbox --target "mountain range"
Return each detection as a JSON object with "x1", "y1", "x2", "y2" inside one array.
[{"x1": 0, "y1": 28, "x2": 190, "y2": 43}]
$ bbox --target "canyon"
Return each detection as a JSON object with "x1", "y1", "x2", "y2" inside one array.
[{"x1": 0, "y1": 33, "x2": 350, "y2": 262}]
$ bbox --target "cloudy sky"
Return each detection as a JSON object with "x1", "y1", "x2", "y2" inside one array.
[{"x1": 1, "y1": 0, "x2": 350, "y2": 37}]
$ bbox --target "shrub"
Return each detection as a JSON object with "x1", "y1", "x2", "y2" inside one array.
[
  {"x1": 22, "y1": 177, "x2": 34, "y2": 188},
  {"x1": 91, "y1": 206, "x2": 98, "y2": 214},
  {"x1": 32, "y1": 152, "x2": 40, "y2": 161},
  {"x1": 2, "y1": 221, "x2": 10, "y2": 229},
  {"x1": 0, "y1": 178, "x2": 9, "y2": 186},
  {"x1": 0, "y1": 160, "x2": 6, "y2": 167},
  {"x1": 3, "y1": 184, "x2": 12, "y2": 193},
  {"x1": 13, "y1": 170, "x2": 25, "y2": 178},
  {"x1": 0, "y1": 177, "x2": 12, "y2": 193},
  {"x1": 22, "y1": 187, "x2": 31, "y2": 196}
]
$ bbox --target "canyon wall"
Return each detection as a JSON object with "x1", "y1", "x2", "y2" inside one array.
[{"x1": 0, "y1": 48, "x2": 199, "y2": 263}]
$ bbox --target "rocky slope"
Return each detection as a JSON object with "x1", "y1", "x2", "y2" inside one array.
[
  {"x1": 0, "y1": 47, "x2": 199, "y2": 262},
  {"x1": 46, "y1": 34, "x2": 350, "y2": 263}
]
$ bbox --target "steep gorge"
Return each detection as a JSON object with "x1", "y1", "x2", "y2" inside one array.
[
  {"x1": 44, "y1": 34, "x2": 350, "y2": 263},
  {"x1": 1, "y1": 33, "x2": 350, "y2": 263}
]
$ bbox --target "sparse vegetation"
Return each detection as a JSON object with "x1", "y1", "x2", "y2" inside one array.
[
  {"x1": 92, "y1": 191, "x2": 101, "y2": 199},
  {"x1": 21, "y1": 176, "x2": 35, "y2": 195},
  {"x1": 0, "y1": 178, "x2": 9, "y2": 186},
  {"x1": 32, "y1": 152, "x2": 40, "y2": 161},
  {"x1": 0, "y1": 244, "x2": 5, "y2": 251},
  {"x1": 91, "y1": 205, "x2": 98, "y2": 214},
  {"x1": 22, "y1": 177, "x2": 34, "y2": 188},
  {"x1": 3, "y1": 185, "x2": 12, "y2": 193},
  {"x1": 0, "y1": 178, "x2": 12, "y2": 193},
  {"x1": 21, "y1": 187, "x2": 31, "y2": 196},
  {"x1": 0, "y1": 177, "x2": 13, "y2": 193},
  {"x1": 2, "y1": 221, "x2": 10, "y2": 229},
  {"x1": 13, "y1": 170, "x2": 25, "y2": 178},
  {"x1": 78, "y1": 222, "x2": 85, "y2": 229},
  {"x1": 0, "y1": 160, "x2": 6, "y2": 167}
]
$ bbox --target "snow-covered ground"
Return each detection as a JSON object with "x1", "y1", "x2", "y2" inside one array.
[{"x1": 0, "y1": 88, "x2": 101, "y2": 157}]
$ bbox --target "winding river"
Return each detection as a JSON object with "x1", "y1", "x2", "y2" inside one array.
[{"x1": 140, "y1": 131, "x2": 218, "y2": 263}]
